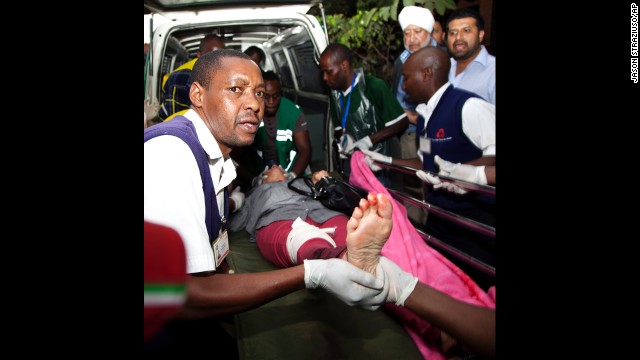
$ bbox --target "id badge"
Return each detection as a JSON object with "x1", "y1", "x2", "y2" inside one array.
[
  {"x1": 212, "y1": 230, "x2": 230, "y2": 268},
  {"x1": 419, "y1": 137, "x2": 431, "y2": 154}
]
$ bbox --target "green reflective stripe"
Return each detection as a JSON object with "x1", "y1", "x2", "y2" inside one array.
[{"x1": 144, "y1": 283, "x2": 186, "y2": 306}]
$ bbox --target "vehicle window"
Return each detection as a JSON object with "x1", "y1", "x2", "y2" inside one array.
[
  {"x1": 289, "y1": 40, "x2": 326, "y2": 94},
  {"x1": 271, "y1": 50, "x2": 294, "y2": 89}
]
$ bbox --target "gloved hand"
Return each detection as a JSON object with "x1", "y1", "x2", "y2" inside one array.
[
  {"x1": 361, "y1": 149, "x2": 391, "y2": 172},
  {"x1": 338, "y1": 134, "x2": 355, "y2": 158},
  {"x1": 416, "y1": 169, "x2": 468, "y2": 195},
  {"x1": 277, "y1": 165, "x2": 296, "y2": 181},
  {"x1": 377, "y1": 256, "x2": 418, "y2": 306},
  {"x1": 304, "y1": 258, "x2": 387, "y2": 310},
  {"x1": 144, "y1": 97, "x2": 159, "y2": 122},
  {"x1": 251, "y1": 166, "x2": 270, "y2": 188},
  {"x1": 435, "y1": 155, "x2": 487, "y2": 185},
  {"x1": 229, "y1": 186, "x2": 245, "y2": 212},
  {"x1": 344, "y1": 135, "x2": 373, "y2": 154}
]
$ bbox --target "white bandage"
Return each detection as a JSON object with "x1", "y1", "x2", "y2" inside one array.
[{"x1": 287, "y1": 217, "x2": 337, "y2": 264}]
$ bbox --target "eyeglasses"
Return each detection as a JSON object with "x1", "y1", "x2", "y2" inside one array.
[{"x1": 263, "y1": 93, "x2": 281, "y2": 101}]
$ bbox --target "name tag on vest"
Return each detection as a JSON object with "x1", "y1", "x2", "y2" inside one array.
[
  {"x1": 420, "y1": 137, "x2": 431, "y2": 154},
  {"x1": 212, "y1": 230, "x2": 230, "y2": 268}
]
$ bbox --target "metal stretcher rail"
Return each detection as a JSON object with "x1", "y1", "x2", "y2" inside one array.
[
  {"x1": 373, "y1": 161, "x2": 496, "y2": 197},
  {"x1": 362, "y1": 159, "x2": 496, "y2": 279},
  {"x1": 415, "y1": 228, "x2": 495, "y2": 277},
  {"x1": 388, "y1": 188, "x2": 495, "y2": 239}
]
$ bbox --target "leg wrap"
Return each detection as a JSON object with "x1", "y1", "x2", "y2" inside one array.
[{"x1": 287, "y1": 217, "x2": 337, "y2": 264}]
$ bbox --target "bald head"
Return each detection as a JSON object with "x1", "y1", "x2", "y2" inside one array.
[
  {"x1": 409, "y1": 46, "x2": 450, "y2": 82},
  {"x1": 401, "y1": 46, "x2": 451, "y2": 103},
  {"x1": 197, "y1": 34, "x2": 225, "y2": 57}
]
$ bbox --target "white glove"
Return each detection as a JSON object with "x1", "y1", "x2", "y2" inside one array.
[
  {"x1": 361, "y1": 149, "x2": 391, "y2": 172},
  {"x1": 229, "y1": 186, "x2": 245, "y2": 212},
  {"x1": 278, "y1": 165, "x2": 296, "y2": 181},
  {"x1": 338, "y1": 134, "x2": 355, "y2": 158},
  {"x1": 416, "y1": 169, "x2": 468, "y2": 195},
  {"x1": 345, "y1": 135, "x2": 373, "y2": 154},
  {"x1": 304, "y1": 258, "x2": 387, "y2": 310},
  {"x1": 434, "y1": 155, "x2": 487, "y2": 185},
  {"x1": 377, "y1": 257, "x2": 418, "y2": 306},
  {"x1": 251, "y1": 166, "x2": 270, "y2": 188},
  {"x1": 416, "y1": 169, "x2": 441, "y2": 186},
  {"x1": 144, "y1": 97, "x2": 159, "y2": 121}
]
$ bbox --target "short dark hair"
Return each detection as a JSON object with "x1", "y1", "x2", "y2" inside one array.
[
  {"x1": 244, "y1": 46, "x2": 265, "y2": 61},
  {"x1": 446, "y1": 8, "x2": 484, "y2": 32},
  {"x1": 262, "y1": 70, "x2": 280, "y2": 82},
  {"x1": 322, "y1": 43, "x2": 353, "y2": 66},
  {"x1": 192, "y1": 49, "x2": 252, "y2": 88}
]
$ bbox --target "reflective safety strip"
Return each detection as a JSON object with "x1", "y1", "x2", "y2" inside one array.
[{"x1": 276, "y1": 129, "x2": 293, "y2": 142}]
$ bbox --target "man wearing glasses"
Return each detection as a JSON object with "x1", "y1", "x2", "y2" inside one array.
[{"x1": 232, "y1": 71, "x2": 312, "y2": 188}]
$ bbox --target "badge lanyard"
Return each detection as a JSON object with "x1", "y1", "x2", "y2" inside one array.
[{"x1": 339, "y1": 73, "x2": 357, "y2": 130}]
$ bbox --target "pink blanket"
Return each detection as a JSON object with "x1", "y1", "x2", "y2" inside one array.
[{"x1": 349, "y1": 151, "x2": 496, "y2": 360}]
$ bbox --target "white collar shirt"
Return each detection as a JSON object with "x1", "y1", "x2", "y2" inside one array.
[
  {"x1": 144, "y1": 109, "x2": 237, "y2": 273},
  {"x1": 415, "y1": 83, "x2": 495, "y2": 161}
]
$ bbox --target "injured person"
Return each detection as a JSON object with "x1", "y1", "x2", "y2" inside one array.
[
  {"x1": 228, "y1": 165, "x2": 493, "y2": 359},
  {"x1": 229, "y1": 165, "x2": 389, "y2": 275}
]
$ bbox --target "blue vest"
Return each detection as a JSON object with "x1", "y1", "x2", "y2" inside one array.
[
  {"x1": 144, "y1": 116, "x2": 228, "y2": 243},
  {"x1": 417, "y1": 86, "x2": 484, "y2": 210}
]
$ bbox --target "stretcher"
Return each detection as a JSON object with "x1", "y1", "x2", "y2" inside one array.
[{"x1": 225, "y1": 230, "x2": 423, "y2": 360}]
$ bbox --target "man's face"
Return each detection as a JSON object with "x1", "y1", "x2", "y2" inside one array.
[
  {"x1": 247, "y1": 51, "x2": 263, "y2": 66},
  {"x1": 320, "y1": 54, "x2": 347, "y2": 91},
  {"x1": 264, "y1": 165, "x2": 286, "y2": 183},
  {"x1": 447, "y1": 17, "x2": 484, "y2": 61},
  {"x1": 199, "y1": 58, "x2": 265, "y2": 154},
  {"x1": 432, "y1": 21, "x2": 445, "y2": 46},
  {"x1": 198, "y1": 38, "x2": 226, "y2": 57},
  {"x1": 263, "y1": 79, "x2": 282, "y2": 117},
  {"x1": 401, "y1": 57, "x2": 427, "y2": 104},
  {"x1": 403, "y1": 25, "x2": 432, "y2": 53}
]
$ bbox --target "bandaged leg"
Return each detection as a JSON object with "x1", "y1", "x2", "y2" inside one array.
[
  {"x1": 287, "y1": 217, "x2": 337, "y2": 264},
  {"x1": 345, "y1": 193, "x2": 393, "y2": 274}
]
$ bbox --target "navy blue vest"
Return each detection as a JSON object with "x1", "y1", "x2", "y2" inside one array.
[
  {"x1": 417, "y1": 86, "x2": 485, "y2": 210},
  {"x1": 144, "y1": 116, "x2": 228, "y2": 243}
]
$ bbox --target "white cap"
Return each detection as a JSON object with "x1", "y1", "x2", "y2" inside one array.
[{"x1": 398, "y1": 6, "x2": 435, "y2": 33}]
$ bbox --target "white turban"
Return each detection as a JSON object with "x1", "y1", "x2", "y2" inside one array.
[{"x1": 398, "y1": 6, "x2": 435, "y2": 33}]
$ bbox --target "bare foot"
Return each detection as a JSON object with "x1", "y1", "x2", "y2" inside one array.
[{"x1": 345, "y1": 193, "x2": 393, "y2": 274}]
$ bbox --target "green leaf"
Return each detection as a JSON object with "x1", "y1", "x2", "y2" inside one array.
[
  {"x1": 363, "y1": 8, "x2": 376, "y2": 26},
  {"x1": 441, "y1": 0, "x2": 457, "y2": 11},
  {"x1": 435, "y1": 1, "x2": 444, "y2": 15},
  {"x1": 390, "y1": 0, "x2": 399, "y2": 21},
  {"x1": 379, "y1": 6, "x2": 390, "y2": 20}
]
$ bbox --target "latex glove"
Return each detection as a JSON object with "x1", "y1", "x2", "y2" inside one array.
[
  {"x1": 278, "y1": 165, "x2": 296, "y2": 181},
  {"x1": 377, "y1": 256, "x2": 418, "y2": 306},
  {"x1": 251, "y1": 166, "x2": 270, "y2": 188},
  {"x1": 361, "y1": 149, "x2": 391, "y2": 172},
  {"x1": 304, "y1": 258, "x2": 387, "y2": 310},
  {"x1": 338, "y1": 134, "x2": 355, "y2": 158},
  {"x1": 144, "y1": 97, "x2": 159, "y2": 121},
  {"x1": 345, "y1": 135, "x2": 373, "y2": 154},
  {"x1": 229, "y1": 186, "x2": 245, "y2": 212},
  {"x1": 416, "y1": 169, "x2": 442, "y2": 186},
  {"x1": 434, "y1": 155, "x2": 487, "y2": 185},
  {"x1": 434, "y1": 181, "x2": 468, "y2": 195},
  {"x1": 416, "y1": 169, "x2": 467, "y2": 195}
]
